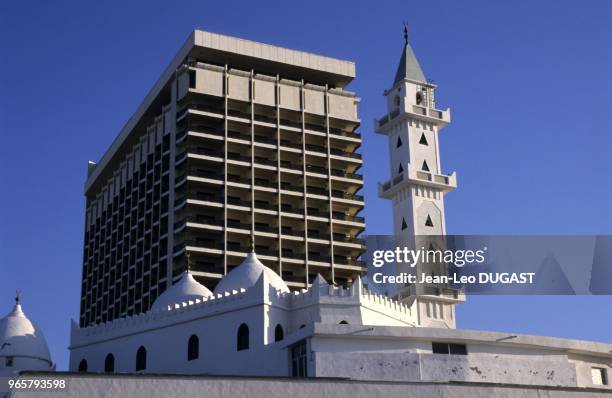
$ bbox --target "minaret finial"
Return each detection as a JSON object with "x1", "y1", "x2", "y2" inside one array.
[
  {"x1": 15, "y1": 289, "x2": 20, "y2": 304},
  {"x1": 403, "y1": 21, "x2": 409, "y2": 44},
  {"x1": 185, "y1": 252, "x2": 191, "y2": 272}
]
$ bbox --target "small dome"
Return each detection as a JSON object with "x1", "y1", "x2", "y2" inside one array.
[
  {"x1": 0, "y1": 300, "x2": 52, "y2": 368},
  {"x1": 151, "y1": 271, "x2": 213, "y2": 311},
  {"x1": 214, "y1": 252, "x2": 289, "y2": 294}
]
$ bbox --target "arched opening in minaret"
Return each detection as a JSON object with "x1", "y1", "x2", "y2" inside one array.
[
  {"x1": 401, "y1": 218, "x2": 408, "y2": 230},
  {"x1": 425, "y1": 215, "x2": 434, "y2": 227},
  {"x1": 396, "y1": 136, "x2": 403, "y2": 148},
  {"x1": 78, "y1": 359, "x2": 88, "y2": 372},
  {"x1": 398, "y1": 163, "x2": 404, "y2": 174},
  {"x1": 416, "y1": 91, "x2": 423, "y2": 105},
  {"x1": 421, "y1": 160, "x2": 430, "y2": 172},
  {"x1": 419, "y1": 133, "x2": 428, "y2": 145}
]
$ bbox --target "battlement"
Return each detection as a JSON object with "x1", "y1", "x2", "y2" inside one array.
[{"x1": 70, "y1": 288, "x2": 251, "y2": 347}]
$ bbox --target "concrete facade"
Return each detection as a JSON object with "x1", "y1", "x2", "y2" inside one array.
[{"x1": 80, "y1": 30, "x2": 365, "y2": 327}]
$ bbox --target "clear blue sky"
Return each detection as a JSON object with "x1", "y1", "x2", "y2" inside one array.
[{"x1": 1, "y1": 0, "x2": 611, "y2": 370}]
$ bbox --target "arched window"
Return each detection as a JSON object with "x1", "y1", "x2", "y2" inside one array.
[
  {"x1": 188, "y1": 334, "x2": 199, "y2": 361},
  {"x1": 416, "y1": 91, "x2": 423, "y2": 105},
  {"x1": 339, "y1": 320, "x2": 349, "y2": 325},
  {"x1": 104, "y1": 353, "x2": 115, "y2": 372},
  {"x1": 274, "y1": 324, "x2": 284, "y2": 342},
  {"x1": 78, "y1": 359, "x2": 88, "y2": 372},
  {"x1": 136, "y1": 346, "x2": 147, "y2": 371},
  {"x1": 237, "y1": 323, "x2": 249, "y2": 351}
]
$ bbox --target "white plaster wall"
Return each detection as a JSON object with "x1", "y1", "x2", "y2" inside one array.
[
  {"x1": 388, "y1": 124, "x2": 409, "y2": 178},
  {"x1": 69, "y1": 305, "x2": 288, "y2": 377},
  {"x1": 12, "y1": 374, "x2": 612, "y2": 398},
  {"x1": 0, "y1": 357, "x2": 53, "y2": 377},
  {"x1": 410, "y1": 123, "x2": 438, "y2": 174}
]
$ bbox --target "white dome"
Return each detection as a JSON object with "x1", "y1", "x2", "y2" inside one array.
[
  {"x1": 151, "y1": 271, "x2": 213, "y2": 311},
  {"x1": 214, "y1": 252, "x2": 290, "y2": 294},
  {"x1": 0, "y1": 301, "x2": 52, "y2": 367}
]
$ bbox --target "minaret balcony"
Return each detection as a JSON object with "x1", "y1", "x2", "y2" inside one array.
[
  {"x1": 378, "y1": 163, "x2": 457, "y2": 198},
  {"x1": 375, "y1": 105, "x2": 451, "y2": 133},
  {"x1": 402, "y1": 284, "x2": 466, "y2": 304}
]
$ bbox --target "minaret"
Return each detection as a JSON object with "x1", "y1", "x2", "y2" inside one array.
[{"x1": 376, "y1": 25, "x2": 464, "y2": 328}]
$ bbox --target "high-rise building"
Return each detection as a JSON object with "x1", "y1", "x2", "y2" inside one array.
[
  {"x1": 376, "y1": 27, "x2": 464, "y2": 326},
  {"x1": 80, "y1": 30, "x2": 365, "y2": 327}
]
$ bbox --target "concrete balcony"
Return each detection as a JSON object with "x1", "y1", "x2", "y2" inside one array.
[
  {"x1": 378, "y1": 163, "x2": 457, "y2": 198},
  {"x1": 375, "y1": 105, "x2": 451, "y2": 134}
]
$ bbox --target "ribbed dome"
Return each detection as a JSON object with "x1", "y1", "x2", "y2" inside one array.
[
  {"x1": 151, "y1": 271, "x2": 213, "y2": 311},
  {"x1": 0, "y1": 302, "x2": 52, "y2": 366},
  {"x1": 214, "y1": 252, "x2": 289, "y2": 294}
]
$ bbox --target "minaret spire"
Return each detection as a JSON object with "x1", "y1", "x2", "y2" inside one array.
[
  {"x1": 403, "y1": 22, "x2": 409, "y2": 44},
  {"x1": 15, "y1": 289, "x2": 20, "y2": 304}
]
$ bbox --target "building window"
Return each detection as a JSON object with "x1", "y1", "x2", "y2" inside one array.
[
  {"x1": 5, "y1": 356, "x2": 14, "y2": 367},
  {"x1": 189, "y1": 70, "x2": 196, "y2": 89},
  {"x1": 237, "y1": 323, "x2": 249, "y2": 351},
  {"x1": 188, "y1": 334, "x2": 199, "y2": 361},
  {"x1": 299, "y1": 324, "x2": 306, "y2": 329},
  {"x1": 592, "y1": 367, "x2": 608, "y2": 385},
  {"x1": 78, "y1": 359, "x2": 88, "y2": 372},
  {"x1": 432, "y1": 342, "x2": 467, "y2": 355},
  {"x1": 291, "y1": 340, "x2": 308, "y2": 377},
  {"x1": 339, "y1": 320, "x2": 349, "y2": 325},
  {"x1": 104, "y1": 353, "x2": 115, "y2": 372},
  {"x1": 422, "y1": 160, "x2": 430, "y2": 172},
  {"x1": 425, "y1": 215, "x2": 434, "y2": 227},
  {"x1": 419, "y1": 133, "x2": 428, "y2": 145},
  {"x1": 274, "y1": 324, "x2": 284, "y2": 342},
  {"x1": 136, "y1": 346, "x2": 147, "y2": 371}
]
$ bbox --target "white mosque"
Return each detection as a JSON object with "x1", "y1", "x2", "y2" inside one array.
[{"x1": 2, "y1": 28, "x2": 612, "y2": 396}]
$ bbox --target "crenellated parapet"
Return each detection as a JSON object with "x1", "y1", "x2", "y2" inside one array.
[{"x1": 71, "y1": 287, "x2": 251, "y2": 348}]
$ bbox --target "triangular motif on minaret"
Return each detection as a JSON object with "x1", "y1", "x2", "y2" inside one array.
[
  {"x1": 419, "y1": 133, "x2": 428, "y2": 145},
  {"x1": 422, "y1": 160, "x2": 430, "y2": 172},
  {"x1": 401, "y1": 218, "x2": 407, "y2": 230},
  {"x1": 425, "y1": 215, "x2": 434, "y2": 227},
  {"x1": 396, "y1": 136, "x2": 403, "y2": 148},
  {"x1": 398, "y1": 163, "x2": 404, "y2": 174}
]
